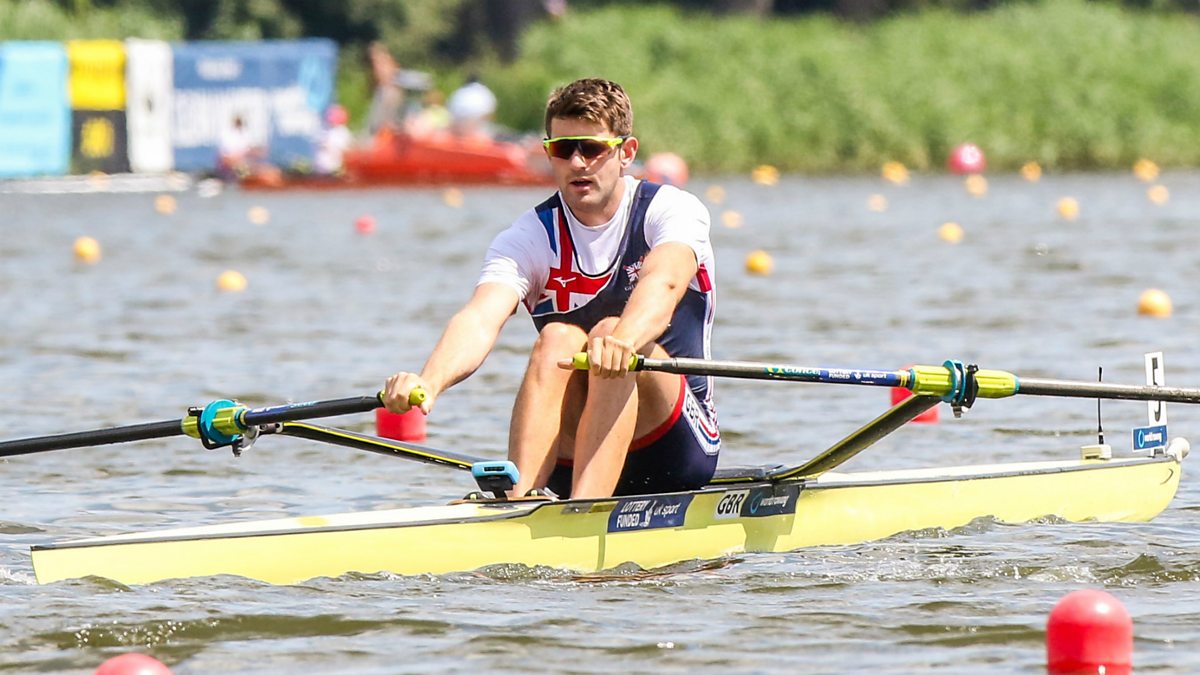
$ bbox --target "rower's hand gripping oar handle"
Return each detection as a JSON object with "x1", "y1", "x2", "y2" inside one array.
[
  {"x1": 569, "y1": 353, "x2": 644, "y2": 371},
  {"x1": 393, "y1": 386, "x2": 428, "y2": 408}
]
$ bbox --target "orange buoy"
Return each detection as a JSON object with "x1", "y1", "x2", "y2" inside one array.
[
  {"x1": 938, "y1": 221, "x2": 964, "y2": 244},
  {"x1": 1046, "y1": 589, "x2": 1132, "y2": 674},
  {"x1": 744, "y1": 250, "x2": 773, "y2": 275},
  {"x1": 1056, "y1": 197, "x2": 1080, "y2": 221},
  {"x1": 881, "y1": 161, "x2": 909, "y2": 185},
  {"x1": 73, "y1": 236, "x2": 102, "y2": 264},
  {"x1": 1137, "y1": 288, "x2": 1172, "y2": 317},
  {"x1": 216, "y1": 270, "x2": 247, "y2": 293},
  {"x1": 376, "y1": 407, "x2": 427, "y2": 441}
]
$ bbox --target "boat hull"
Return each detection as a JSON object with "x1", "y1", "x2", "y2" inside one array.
[
  {"x1": 239, "y1": 129, "x2": 552, "y2": 190},
  {"x1": 31, "y1": 454, "x2": 1182, "y2": 585}
]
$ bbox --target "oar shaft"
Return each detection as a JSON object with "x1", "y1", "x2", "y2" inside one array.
[
  {"x1": 636, "y1": 356, "x2": 909, "y2": 387},
  {"x1": 0, "y1": 390, "x2": 423, "y2": 457},
  {"x1": 632, "y1": 356, "x2": 1200, "y2": 405},
  {"x1": 240, "y1": 396, "x2": 383, "y2": 426},
  {"x1": 1017, "y1": 378, "x2": 1200, "y2": 404},
  {"x1": 0, "y1": 420, "x2": 184, "y2": 457}
]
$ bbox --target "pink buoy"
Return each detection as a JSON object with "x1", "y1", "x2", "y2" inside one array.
[
  {"x1": 1047, "y1": 589, "x2": 1132, "y2": 674},
  {"x1": 947, "y1": 142, "x2": 986, "y2": 174},
  {"x1": 643, "y1": 152, "x2": 689, "y2": 187},
  {"x1": 354, "y1": 215, "x2": 376, "y2": 235},
  {"x1": 376, "y1": 407, "x2": 427, "y2": 441},
  {"x1": 94, "y1": 653, "x2": 172, "y2": 675}
]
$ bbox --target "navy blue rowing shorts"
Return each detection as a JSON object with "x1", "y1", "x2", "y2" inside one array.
[{"x1": 546, "y1": 376, "x2": 720, "y2": 498}]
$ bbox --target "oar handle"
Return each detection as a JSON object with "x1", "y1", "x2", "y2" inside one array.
[{"x1": 569, "y1": 353, "x2": 643, "y2": 370}]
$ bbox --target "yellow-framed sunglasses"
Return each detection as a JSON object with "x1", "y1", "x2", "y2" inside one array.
[{"x1": 542, "y1": 135, "x2": 628, "y2": 160}]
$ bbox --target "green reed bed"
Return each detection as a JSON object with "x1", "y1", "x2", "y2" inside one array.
[{"x1": 485, "y1": 1, "x2": 1200, "y2": 174}]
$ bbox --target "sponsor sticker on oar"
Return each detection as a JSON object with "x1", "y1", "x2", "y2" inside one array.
[{"x1": 1133, "y1": 352, "x2": 1168, "y2": 453}]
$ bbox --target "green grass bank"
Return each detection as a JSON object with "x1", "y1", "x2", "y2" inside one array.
[{"x1": 480, "y1": 1, "x2": 1200, "y2": 174}]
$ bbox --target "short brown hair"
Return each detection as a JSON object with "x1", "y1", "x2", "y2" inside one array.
[{"x1": 544, "y1": 78, "x2": 632, "y2": 137}]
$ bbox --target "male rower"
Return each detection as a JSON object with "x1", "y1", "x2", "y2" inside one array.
[{"x1": 382, "y1": 78, "x2": 719, "y2": 499}]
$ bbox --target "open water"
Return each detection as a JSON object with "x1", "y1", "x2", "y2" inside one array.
[{"x1": 1, "y1": 171, "x2": 1198, "y2": 673}]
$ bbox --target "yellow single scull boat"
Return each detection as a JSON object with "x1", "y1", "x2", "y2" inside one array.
[{"x1": 5, "y1": 355, "x2": 1195, "y2": 586}]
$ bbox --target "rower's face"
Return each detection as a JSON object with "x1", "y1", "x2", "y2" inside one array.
[{"x1": 546, "y1": 116, "x2": 637, "y2": 225}]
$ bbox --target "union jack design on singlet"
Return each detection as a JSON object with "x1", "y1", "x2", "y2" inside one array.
[{"x1": 527, "y1": 207, "x2": 615, "y2": 316}]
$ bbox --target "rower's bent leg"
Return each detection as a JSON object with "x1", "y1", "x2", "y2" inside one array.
[
  {"x1": 571, "y1": 320, "x2": 683, "y2": 498},
  {"x1": 508, "y1": 322, "x2": 587, "y2": 495}
]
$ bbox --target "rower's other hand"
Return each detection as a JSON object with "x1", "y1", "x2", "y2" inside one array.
[
  {"x1": 383, "y1": 372, "x2": 433, "y2": 414},
  {"x1": 590, "y1": 335, "x2": 635, "y2": 378}
]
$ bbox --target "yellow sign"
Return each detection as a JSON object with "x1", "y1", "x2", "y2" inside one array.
[
  {"x1": 68, "y1": 40, "x2": 126, "y2": 110},
  {"x1": 79, "y1": 117, "x2": 115, "y2": 158}
]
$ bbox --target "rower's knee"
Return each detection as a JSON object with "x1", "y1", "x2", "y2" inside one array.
[
  {"x1": 530, "y1": 322, "x2": 587, "y2": 365},
  {"x1": 586, "y1": 316, "x2": 620, "y2": 340}
]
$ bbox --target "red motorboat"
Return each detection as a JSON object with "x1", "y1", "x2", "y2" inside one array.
[{"x1": 240, "y1": 128, "x2": 552, "y2": 190}]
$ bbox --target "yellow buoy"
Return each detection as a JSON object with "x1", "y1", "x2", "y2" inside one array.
[
  {"x1": 1020, "y1": 161, "x2": 1042, "y2": 182},
  {"x1": 881, "y1": 161, "x2": 909, "y2": 185},
  {"x1": 1137, "y1": 288, "x2": 1172, "y2": 318},
  {"x1": 964, "y1": 174, "x2": 988, "y2": 198},
  {"x1": 704, "y1": 185, "x2": 726, "y2": 205},
  {"x1": 154, "y1": 194, "x2": 177, "y2": 215},
  {"x1": 247, "y1": 206, "x2": 270, "y2": 225},
  {"x1": 73, "y1": 236, "x2": 101, "y2": 263},
  {"x1": 1056, "y1": 197, "x2": 1080, "y2": 221},
  {"x1": 1133, "y1": 159, "x2": 1159, "y2": 182},
  {"x1": 720, "y1": 210, "x2": 744, "y2": 229},
  {"x1": 751, "y1": 165, "x2": 779, "y2": 186},
  {"x1": 938, "y1": 221, "x2": 964, "y2": 244},
  {"x1": 216, "y1": 270, "x2": 247, "y2": 293},
  {"x1": 867, "y1": 194, "x2": 888, "y2": 212},
  {"x1": 745, "y1": 250, "x2": 773, "y2": 275},
  {"x1": 443, "y1": 188, "x2": 465, "y2": 208},
  {"x1": 1147, "y1": 185, "x2": 1169, "y2": 205}
]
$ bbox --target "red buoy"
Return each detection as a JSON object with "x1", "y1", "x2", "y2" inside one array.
[
  {"x1": 947, "y1": 143, "x2": 986, "y2": 174},
  {"x1": 376, "y1": 407, "x2": 427, "y2": 441},
  {"x1": 1047, "y1": 589, "x2": 1132, "y2": 674},
  {"x1": 94, "y1": 653, "x2": 172, "y2": 675},
  {"x1": 890, "y1": 381, "x2": 939, "y2": 424},
  {"x1": 643, "y1": 152, "x2": 689, "y2": 187}
]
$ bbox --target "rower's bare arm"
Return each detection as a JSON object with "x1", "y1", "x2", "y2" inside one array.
[
  {"x1": 614, "y1": 241, "x2": 698, "y2": 351},
  {"x1": 576, "y1": 242, "x2": 698, "y2": 378},
  {"x1": 384, "y1": 283, "x2": 518, "y2": 412}
]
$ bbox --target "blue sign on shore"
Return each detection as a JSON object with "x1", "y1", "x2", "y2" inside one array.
[
  {"x1": 171, "y1": 39, "x2": 337, "y2": 172},
  {"x1": 0, "y1": 42, "x2": 70, "y2": 178}
]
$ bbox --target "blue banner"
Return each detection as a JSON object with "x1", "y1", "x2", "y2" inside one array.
[
  {"x1": 171, "y1": 39, "x2": 337, "y2": 172},
  {"x1": 0, "y1": 42, "x2": 70, "y2": 178}
]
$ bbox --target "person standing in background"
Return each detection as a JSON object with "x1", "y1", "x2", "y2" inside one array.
[
  {"x1": 314, "y1": 104, "x2": 353, "y2": 175},
  {"x1": 364, "y1": 42, "x2": 404, "y2": 136},
  {"x1": 447, "y1": 75, "x2": 497, "y2": 139}
]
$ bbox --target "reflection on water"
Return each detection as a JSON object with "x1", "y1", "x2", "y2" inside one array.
[{"x1": 1, "y1": 172, "x2": 1199, "y2": 671}]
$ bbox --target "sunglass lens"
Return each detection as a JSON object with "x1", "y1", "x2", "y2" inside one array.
[
  {"x1": 576, "y1": 140, "x2": 611, "y2": 159},
  {"x1": 546, "y1": 139, "x2": 618, "y2": 160},
  {"x1": 546, "y1": 140, "x2": 577, "y2": 160}
]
